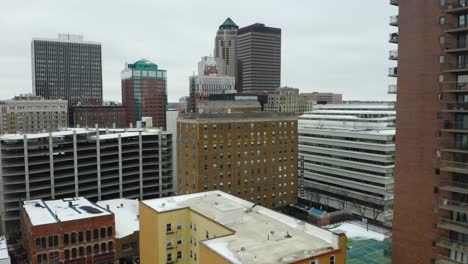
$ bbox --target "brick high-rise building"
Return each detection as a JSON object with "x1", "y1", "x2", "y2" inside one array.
[
  {"x1": 121, "y1": 59, "x2": 167, "y2": 129},
  {"x1": 31, "y1": 34, "x2": 103, "y2": 106},
  {"x1": 237, "y1": 23, "x2": 281, "y2": 93},
  {"x1": 177, "y1": 112, "x2": 298, "y2": 209},
  {"x1": 72, "y1": 105, "x2": 126, "y2": 128},
  {"x1": 391, "y1": 1, "x2": 468, "y2": 263}
]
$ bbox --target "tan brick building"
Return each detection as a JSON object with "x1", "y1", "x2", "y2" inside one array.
[{"x1": 177, "y1": 112, "x2": 298, "y2": 209}]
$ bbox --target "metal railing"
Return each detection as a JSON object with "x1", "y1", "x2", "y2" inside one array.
[
  {"x1": 447, "y1": 0, "x2": 468, "y2": 10},
  {"x1": 436, "y1": 255, "x2": 465, "y2": 264},
  {"x1": 443, "y1": 82, "x2": 468, "y2": 91},
  {"x1": 389, "y1": 50, "x2": 398, "y2": 60},
  {"x1": 445, "y1": 62, "x2": 468, "y2": 70},
  {"x1": 441, "y1": 160, "x2": 468, "y2": 171},
  {"x1": 437, "y1": 236, "x2": 468, "y2": 251},
  {"x1": 388, "y1": 67, "x2": 398, "y2": 77},
  {"x1": 390, "y1": 15, "x2": 399, "y2": 26},
  {"x1": 439, "y1": 198, "x2": 468, "y2": 211},
  {"x1": 439, "y1": 217, "x2": 468, "y2": 231},
  {"x1": 440, "y1": 180, "x2": 468, "y2": 190},
  {"x1": 389, "y1": 33, "x2": 398, "y2": 43},
  {"x1": 445, "y1": 102, "x2": 468, "y2": 111},
  {"x1": 443, "y1": 120, "x2": 468, "y2": 130}
]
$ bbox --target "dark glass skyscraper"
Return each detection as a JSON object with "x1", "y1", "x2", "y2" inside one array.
[
  {"x1": 31, "y1": 34, "x2": 103, "y2": 106},
  {"x1": 237, "y1": 23, "x2": 281, "y2": 93}
]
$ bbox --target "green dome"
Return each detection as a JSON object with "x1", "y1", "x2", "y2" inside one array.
[{"x1": 130, "y1": 59, "x2": 158, "y2": 70}]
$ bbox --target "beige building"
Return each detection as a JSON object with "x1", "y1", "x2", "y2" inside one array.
[
  {"x1": 196, "y1": 100, "x2": 261, "y2": 113},
  {"x1": 264, "y1": 87, "x2": 314, "y2": 115},
  {"x1": 0, "y1": 95, "x2": 67, "y2": 134},
  {"x1": 177, "y1": 112, "x2": 298, "y2": 209},
  {"x1": 140, "y1": 191, "x2": 347, "y2": 264}
]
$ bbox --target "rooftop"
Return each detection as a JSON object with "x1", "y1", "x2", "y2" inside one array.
[
  {"x1": 143, "y1": 191, "x2": 343, "y2": 264},
  {"x1": 22, "y1": 197, "x2": 111, "y2": 226},
  {"x1": 97, "y1": 199, "x2": 139, "y2": 239},
  {"x1": 178, "y1": 112, "x2": 297, "y2": 121},
  {"x1": 219, "y1": 17, "x2": 239, "y2": 30},
  {"x1": 128, "y1": 59, "x2": 159, "y2": 70},
  {"x1": 32, "y1": 34, "x2": 100, "y2": 45}
]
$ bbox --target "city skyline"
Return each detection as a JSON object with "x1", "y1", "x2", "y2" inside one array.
[{"x1": 1, "y1": 0, "x2": 394, "y2": 102}]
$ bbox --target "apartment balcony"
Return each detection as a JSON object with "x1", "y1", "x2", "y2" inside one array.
[
  {"x1": 440, "y1": 160, "x2": 468, "y2": 174},
  {"x1": 443, "y1": 102, "x2": 468, "y2": 112},
  {"x1": 389, "y1": 50, "x2": 398, "y2": 60},
  {"x1": 390, "y1": 0, "x2": 398, "y2": 6},
  {"x1": 439, "y1": 198, "x2": 468, "y2": 214},
  {"x1": 438, "y1": 217, "x2": 468, "y2": 233},
  {"x1": 442, "y1": 142, "x2": 468, "y2": 154},
  {"x1": 436, "y1": 255, "x2": 466, "y2": 264},
  {"x1": 447, "y1": 0, "x2": 468, "y2": 13},
  {"x1": 388, "y1": 67, "x2": 398, "y2": 77},
  {"x1": 389, "y1": 33, "x2": 398, "y2": 43},
  {"x1": 445, "y1": 22, "x2": 468, "y2": 34},
  {"x1": 437, "y1": 237, "x2": 468, "y2": 252},
  {"x1": 389, "y1": 15, "x2": 399, "y2": 26},
  {"x1": 440, "y1": 180, "x2": 468, "y2": 195},
  {"x1": 442, "y1": 82, "x2": 468, "y2": 92},
  {"x1": 445, "y1": 43, "x2": 468, "y2": 53},
  {"x1": 442, "y1": 120, "x2": 468, "y2": 133},
  {"x1": 388, "y1": 85, "x2": 397, "y2": 94},
  {"x1": 444, "y1": 62, "x2": 468, "y2": 73}
]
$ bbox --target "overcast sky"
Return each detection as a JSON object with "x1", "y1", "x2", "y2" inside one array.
[{"x1": 1, "y1": 0, "x2": 397, "y2": 102}]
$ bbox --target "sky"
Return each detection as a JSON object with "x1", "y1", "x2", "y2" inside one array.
[{"x1": 1, "y1": 0, "x2": 397, "y2": 102}]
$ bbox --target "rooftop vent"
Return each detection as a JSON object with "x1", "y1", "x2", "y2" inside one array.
[
  {"x1": 34, "y1": 202, "x2": 44, "y2": 208},
  {"x1": 79, "y1": 206, "x2": 102, "y2": 214}
]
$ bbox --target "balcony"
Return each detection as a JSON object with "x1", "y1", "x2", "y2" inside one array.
[
  {"x1": 439, "y1": 198, "x2": 468, "y2": 213},
  {"x1": 445, "y1": 43, "x2": 468, "y2": 53},
  {"x1": 390, "y1": 15, "x2": 399, "y2": 26},
  {"x1": 388, "y1": 67, "x2": 398, "y2": 77},
  {"x1": 442, "y1": 142, "x2": 468, "y2": 154},
  {"x1": 437, "y1": 237, "x2": 468, "y2": 252},
  {"x1": 388, "y1": 85, "x2": 397, "y2": 94},
  {"x1": 445, "y1": 22, "x2": 468, "y2": 34},
  {"x1": 447, "y1": 0, "x2": 468, "y2": 13},
  {"x1": 440, "y1": 180, "x2": 468, "y2": 194},
  {"x1": 443, "y1": 102, "x2": 468, "y2": 112},
  {"x1": 438, "y1": 217, "x2": 468, "y2": 233},
  {"x1": 436, "y1": 255, "x2": 466, "y2": 264},
  {"x1": 444, "y1": 62, "x2": 468, "y2": 73},
  {"x1": 442, "y1": 82, "x2": 468, "y2": 92},
  {"x1": 390, "y1": 0, "x2": 398, "y2": 6},
  {"x1": 442, "y1": 120, "x2": 468, "y2": 133},
  {"x1": 441, "y1": 160, "x2": 468, "y2": 173},
  {"x1": 389, "y1": 50, "x2": 398, "y2": 60},
  {"x1": 389, "y1": 33, "x2": 398, "y2": 43}
]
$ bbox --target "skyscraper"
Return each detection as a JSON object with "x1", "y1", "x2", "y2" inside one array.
[
  {"x1": 121, "y1": 59, "x2": 167, "y2": 129},
  {"x1": 214, "y1": 17, "x2": 238, "y2": 77},
  {"x1": 391, "y1": 1, "x2": 468, "y2": 263},
  {"x1": 237, "y1": 23, "x2": 281, "y2": 93},
  {"x1": 31, "y1": 34, "x2": 103, "y2": 106}
]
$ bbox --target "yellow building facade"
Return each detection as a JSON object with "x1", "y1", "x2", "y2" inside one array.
[{"x1": 140, "y1": 191, "x2": 347, "y2": 264}]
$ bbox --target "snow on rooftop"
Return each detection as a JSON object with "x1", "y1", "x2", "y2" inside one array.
[
  {"x1": 143, "y1": 191, "x2": 343, "y2": 264},
  {"x1": 97, "y1": 199, "x2": 139, "y2": 238},
  {"x1": 0, "y1": 236, "x2": 10, "y2": 262},
  {"x1": 23, "y1": 197, "x2": 111, "y2": 226},
  {"x1": 23, "y1": 200, "x2": 58, "y2": 226},
  {"x1": 328, "y1": 221, "x2": 387, "y2": 241}
]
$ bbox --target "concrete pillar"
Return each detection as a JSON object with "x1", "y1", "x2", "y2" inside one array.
[
  {"x1": 158, "y1": 130, "x2": 163, "y2": 198},
  {"x1": 73, "y1": 130, "x2": 79, "y2": 197},
  {"x1": 23, "y1": 135, "x2": 30, "y2": 200},
  {"x1": 139, "y1": 131, "x2": 143, "y2": 200},
  {"x1": 96, "y1": 124, "x2": 101, "y2": 200},
  {"x1": 118, "y1": 134, "x2": 123, "y2": 198},
  {"x1": 49, "y1": 132, "x2": 55, "y2": 199}
]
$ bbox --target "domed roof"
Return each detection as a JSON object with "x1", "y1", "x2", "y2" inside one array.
[{"x1": 130, "y1": 59, "x2": 158, "y2": 70}]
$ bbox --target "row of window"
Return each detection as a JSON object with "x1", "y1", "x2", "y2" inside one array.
[
  {"x1": 36, "y1": 226, "x2": 113, "y2": 249},
  {"x1": 36, "y1": 241, "x2": 114, "y2": 264}
]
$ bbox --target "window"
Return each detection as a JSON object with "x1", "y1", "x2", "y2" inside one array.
[
  {"x1": 205, "y1": 231, "x2": 209, "y2": 239},
  {"x1": 440, "y1": 16, "x2": 446, "y2": 24},
  {"x1": 166, "y1": 223, "x2": 172, "y2": 232},
  {"x1": 330, "y1": 255, "x2": 335, "y2": 264},
  {"x1": 309, "y1": 260, "x2": 318, "y2": 264},
  {"x1": 49, "y1": 251, "x2": 59, "y2": 263},
  {"x1": 440, "y1": 36, "x2": 445, "y2": 44},
  {"x1": 167, "y1": 239, "x2": 173, "y2": 248},
  {"x1": 177, "y1": 237, "x2": 183, "y2": 245},
  {"x1": 177, "y1": 251, "x2": 182, "y2": 259},
  {"x1": 439, "y1": 55, "x2": 445, "y2": 63},
  {"x1": 177, "y1": 222, "x2": 182, "y2": 230},
  {"x1": 72, "y1": 248, "x2": 77, "y2": 259},
  {"x1": 100, "y1": 227, "x2": 106, "y2": 238},
  {"x1": 71, "y1": 232, "x2": 76, "y2": 244},
  {"x1": 108, "y1": 241, "x2": 113, "y2": 251},
  {"x1": 64, "y1": 249, "x2": 70, "y2": 260},
  {"x1": 93, "y1": 228, "x2": 99, "y2": 240},
  {"x1": 167, "y1": 253, "x2": 173, "y2": 262},
  {"x1": 101, "y1": 242, "x2": 107, "y2": 252},
  {"x1": 36, "y1": 237, "x2": 46, "y2": 249},
  {"x1": 194, "y1": 224, "x2": 197, "y2": 231},
  {"x1": 48, "y1": 235, "x2": 58, "y2": 248},
  {"x1": 107, "y1": 226, "x2": 113, "y2": 237},
  {"x1": 64, "y1": 233, "x2": 69, "y2": 245},
  {"x1": 87, "y1": 245, "x2": 92, "y2": 256},
  {"x1": 86, "y1": 230, "x2": 91, "y2": 242},
  {"x1": 79, "y1": 247, "x2": 84, "y2": 257},
  {"x1": 94, "y1": 244, "x2": 99, "y2": 254},
  {"x1": 439, "y1": 74, "x2": 444, "y2": 82},
  {"x1": 37, "y1": 253, "x2": 47, "y2": 264}
]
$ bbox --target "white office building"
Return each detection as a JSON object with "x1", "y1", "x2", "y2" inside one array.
[{"x1": 298, "y1": 104, "x2": 395, "y2": 225}]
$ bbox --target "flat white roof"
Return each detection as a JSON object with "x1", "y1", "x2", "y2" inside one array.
[
  {"x1": 143, "y1": 191, "x2": 342, "y2": 264},
  {"x1": 97, "y1": 199, "x2": 139, "y2": 239},
  {"x1": 23, "y1": 197, "x2": 111, "y2": 226},
  {"x1": 298, "y1": 126, "x2": 396, "y2": 136}
]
